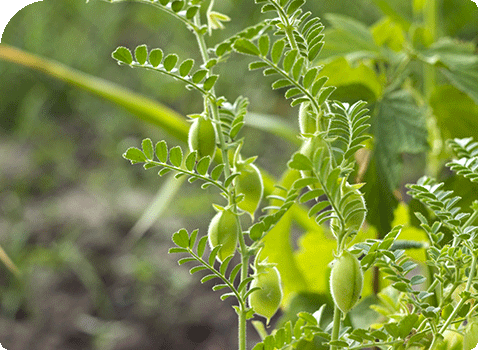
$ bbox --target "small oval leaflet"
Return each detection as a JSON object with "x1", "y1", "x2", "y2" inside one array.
[{"x1": 112, "y1": 46, "x2": 133, "y2": 65}]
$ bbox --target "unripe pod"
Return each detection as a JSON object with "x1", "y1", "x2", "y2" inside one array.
[
  {"x1": 248, "y1": 264, "x2": 283, "y2": 324},
  {"x1": 234, "y1": 162, "x2": 263, "y2": 218},
  {"x1": 298, "y1": 102, "x2": 321, "y2": 134},
  {"x1": 329, "y1": 250, "x2": 363, "y2": 314},
  {"x1": 188, "y1": 117, "x2": 216, "y2": 159},
  {"x1": 207, "y1": 209, "x2": 239, "y2": 262}
]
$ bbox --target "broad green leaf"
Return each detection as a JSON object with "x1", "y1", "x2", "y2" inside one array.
[
  {"x1": 190, "y1": 265, "x2": 207, "y2": 274},
  {"x1": 163, "y1": 54, "x2": 178, "y2": 72},
  {"x1": 233, "y1": 38, "x2": 261, "y2": 56},
  {"x1": 374, "y1": 90, "x2": 428, "y2": 191},
  {"x1": 112, "y1": 46, "x2": 133, "y2": 65},
  {"x1": 420, "y1": 38, "x2": 478, "y2": 104},
  {"x1": 215, "y1": 43, "x2": 230, "y2": 57},
  {"x1": 134, "y1": 45, "x2": 148, "y2": 65},
  {"x1": 370, "y1": 0, "x2": 412, "y2": 31},
  {"x1": 123, "y1": 147, "x2": 147, "y2": 164},
  {"x1": 317, "y1": 86, "x2": 336, "y2": 105},
  {"x1": 149, "y1": 48, "x2": 163, "y2": 67},
  {"x1": 320, "y1": 14, "x2": 380, "y2": 62},
  {"x1": 371, "y1": 17, "x2": 405, "y2": 52},
  {"x1": 318, "y1": 57, "x2": 382, "y2": 103},
  {"x1": 261, "y1": 4, "x2": 275, "y2": 13},
  {"x1": 441, "y1": 0, "x2": 478, "y2": 38},
  {"x1": 261, "y1": 210, "x2": 309, "y2": 305},
  {"x1": 362, "y1": 157, "x2": 398, "y2": 235},
  {"x1": 293, "y1": 229, "x2": 335, "y2": 294}
]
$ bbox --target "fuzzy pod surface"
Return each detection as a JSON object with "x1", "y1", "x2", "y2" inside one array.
[
  {"x1": 188, "y1": 117, "x2": 216, "y2": 159},
  {"x1": 329, "y1": 250, "x2": 363, "y2": 314},
  {"x1": 248, "y1": 265, "x2": 283, "y2": 324},
  {"x1": 207, "y1": 209, "x2": 239, "y2": 262},
  {"x1": 234, "y1": 162, "x2": 263, "y2": 218},
  {"x1": 298, "y1": 102, "x2": 321, "y2": 134}
]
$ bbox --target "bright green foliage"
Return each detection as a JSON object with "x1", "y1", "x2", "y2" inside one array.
[
  {"x1": 111, "y1": 45, "x2": 219, "y2": 99},
  {"x1": 207, "y1": 209, "x2": 239, "y2": 262},
  {"x1": 169, "y1": 228, "x2": 248, "y2": 304},
  {"x1": 123, "y1": 138, "x2": 231, "y2": 192},
  {"x1": 111, "y1": 0, "x2": 478, "y2": 348}
]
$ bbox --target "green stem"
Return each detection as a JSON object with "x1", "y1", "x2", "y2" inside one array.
[
  {"x1": 463, "y1": 208, "x2": 478, "y2": 229},
  {"x1": 193, "y1": 15, "x2": 232, "y2": 180},
  {"x1": 423, "y1": 0, "x2": 440, "y2": 177},
  {"x1": 284, "y1": 25, "x2": 298, "y2": 51},
  {"x1": 330, "y1": 305, "x2": 341, "y2": 350},
  {"x1": 423, "y1": 0, "x2": 437, "y2": 99}
]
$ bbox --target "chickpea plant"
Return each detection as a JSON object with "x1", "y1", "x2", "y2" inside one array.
[{"x1": 108, "y1": 0, "x2": 478, "y2": 349}]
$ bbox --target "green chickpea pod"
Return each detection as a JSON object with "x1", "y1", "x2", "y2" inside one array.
[
  {"x1": 188, "y1": 116, "x2": 217, "y2": 159},
  {"x1": 329, "y1": 250, "x2": 363, "y2": 314},
  {"x1": 298, "y1": 102, "x2": 322, "y2": 135},
  {"x1": 248, "y1": 262, "x2": 283, "y2": 325},
  {"x1": 234, "y1": 160, "x2": 264, "y2": 219},
  {"x1": 207, "y1": 208, "x2": 239, "y2": 262}
]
